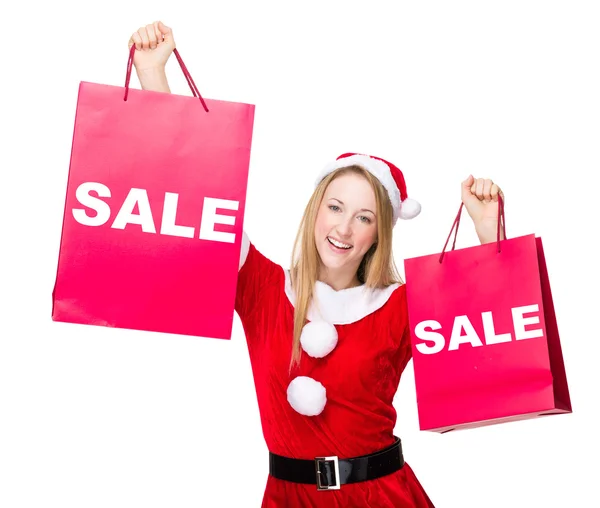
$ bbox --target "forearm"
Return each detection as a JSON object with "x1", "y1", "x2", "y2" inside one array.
[{"x1": 136, "y1": 66, "x2": 171, "y2": 93}]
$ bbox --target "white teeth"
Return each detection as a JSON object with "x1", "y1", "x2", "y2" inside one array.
[{"x1": 328, "y1": 237, "x2": 352, "y2": 249}]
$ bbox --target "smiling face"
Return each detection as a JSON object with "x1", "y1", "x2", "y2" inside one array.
[{"x1": 314, "y1": 171, "x2": 378, "y2": 288}]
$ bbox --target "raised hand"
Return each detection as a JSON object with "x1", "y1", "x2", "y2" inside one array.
[
  {"x1": 460, "y1": 175, "x2": 505, "y2": 243},
  {"x1": 128, "y1": 21, "x2": 175, "y2": 72}
]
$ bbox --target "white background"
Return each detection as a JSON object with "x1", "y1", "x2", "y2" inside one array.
[{"x1": 2, "y1": 1, "x2": 599, "y2": 507}]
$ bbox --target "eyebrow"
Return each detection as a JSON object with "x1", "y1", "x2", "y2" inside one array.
[{"x1": 329, "y1": 198, "x2": 375, "y2": 215}]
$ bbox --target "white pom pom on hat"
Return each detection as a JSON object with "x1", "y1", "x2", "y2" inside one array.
[
  {"x1": 314, "y1": 153, "x2": 421, "y2": 225},
  {"x1": 300, "y1": 321, "x2": 338, "y2": 358},
  {"x1": 287, "y1": 376, "x2": 327, "y2": 416}
]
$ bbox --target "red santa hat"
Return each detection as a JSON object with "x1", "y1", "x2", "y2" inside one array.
[{"x1": 315, "y1": 153, "x2": 421, "y2": 223}]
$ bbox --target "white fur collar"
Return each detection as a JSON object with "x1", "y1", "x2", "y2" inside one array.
[{"x1": 283, "y1": 269, "x2": 401, "y2": 325}]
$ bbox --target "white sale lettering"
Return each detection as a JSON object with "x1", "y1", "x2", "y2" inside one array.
[
  {"x1": 482, "y1": 311, "x2": 512, "y2": 345},
  {"x1": 414, "y1": 320, "x2": 445, "y2": 355},
  {"x1": 111, "y1": 188, "x2": 156, "y2": 233},
  {"x1": 415, "y1": 305, "x2": 544, "y2": 355},
  {"x1": 161, "y1": 192, "x2": 194, "y2": 238},
  {"x1": 448, "y1": 316, "x2": 483, "y2": 351},
  {"x1": 71, "y1": 182, "x2": 239, "y2": 243},
  {"x1": 512, "y1": 304, "x2": 544, "y2": 340},
  {"x1": 72, "y1": 182, "x2": 111, "y2": 226},
  {"x1": 199, "y1": 198, "x2": 239, "y2": 244}
]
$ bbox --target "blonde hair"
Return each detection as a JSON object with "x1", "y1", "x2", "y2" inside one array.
[{"x1": 288, "y1": 165, "x2": 402, "y2": 373}]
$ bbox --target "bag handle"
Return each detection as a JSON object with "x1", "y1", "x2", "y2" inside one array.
[
  {"x1": 123, "y1": 44, "x2": 209, "y2": 112},
  {"x1": 438, "y1": 195, "x2": 506, "y2": 264}
]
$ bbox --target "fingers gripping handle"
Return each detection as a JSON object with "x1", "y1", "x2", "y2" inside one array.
[{"x1": 124, "y1": 44, "x2": 209, "y2": 112}]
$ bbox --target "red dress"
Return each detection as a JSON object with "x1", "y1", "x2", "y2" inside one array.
[{"x1": 235, "y1": 239, "x2": 435, "y2": 507}]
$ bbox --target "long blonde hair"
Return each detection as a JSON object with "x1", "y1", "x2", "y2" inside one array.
[{"x1": 288, "y1": 165, "x2": 402, "y2": 372}]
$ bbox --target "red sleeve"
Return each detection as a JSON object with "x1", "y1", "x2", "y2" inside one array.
[
  {"x1": 234, "y1": 240, "x2": 281, "y2": 323},
  {"x1": 398, "y1": 284, "x2": 413, "y2": 365}
]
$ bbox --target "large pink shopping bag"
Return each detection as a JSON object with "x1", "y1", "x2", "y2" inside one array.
[
  {"x1": 52, "y1": 46, "x2": 255, "y2": 339},
  {"x1": 404, "y1": 199, "x2": 572, "y2": 432}
]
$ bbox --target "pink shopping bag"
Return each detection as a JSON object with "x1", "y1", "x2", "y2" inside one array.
[
  {"x1": 404, "y1": 199, "x2": 572, "y2": 432},
  {"x1": 52, "y1": 46, "x2": 255, "y2": 339}
]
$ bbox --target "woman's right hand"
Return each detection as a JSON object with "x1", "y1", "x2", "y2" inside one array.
[{"x1": 128, "y1": 21, "x2": 175, "y2": 72}]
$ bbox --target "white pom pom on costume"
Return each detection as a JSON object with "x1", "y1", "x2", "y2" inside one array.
[
  {"x1": 398, "y1": 197, "x2": 422, "y2": 220},
  {"x1": 287, "y1": 376, "x2": 327, "y2": 416},
  {"x1": 300, "y1": 321, "x2": 338, "y2": 358}
]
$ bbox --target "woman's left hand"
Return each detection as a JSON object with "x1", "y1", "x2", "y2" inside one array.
[{"x1": 460, "y1": 175, "x2": 505, "y2": 243}]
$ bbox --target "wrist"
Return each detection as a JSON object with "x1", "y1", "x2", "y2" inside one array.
[
  {"x1": 135, "y1": 64, "x2": 166, "y2": 75},
  {"x1": 475, "y1": 221, "x2": 505, "y2": 245},
  {"x1": 135, "y1": 66, "x2": 170, "y2": 93}
]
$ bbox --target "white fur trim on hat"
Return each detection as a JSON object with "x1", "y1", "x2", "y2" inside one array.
[
  {"x1": 398, "y1": 197, "x2": 421, "y2": 220},
  {"x1": 315, "y1": 154, "x2": 402, "y2": 222},
  {"x1": 287, "y1": 376, "x2": 327, "y2": 416},
  {"x1": 300, "y1": 321, "x2": 338, "y2": 358}
]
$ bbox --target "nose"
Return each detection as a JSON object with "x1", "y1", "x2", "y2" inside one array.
[{"x1": 334, "y1": 215, "x2": 353, "y2": 238}]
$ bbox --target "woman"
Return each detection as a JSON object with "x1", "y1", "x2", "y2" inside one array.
[{"x1": 129, "y1": 22, "x2": 505, "y2": 507}]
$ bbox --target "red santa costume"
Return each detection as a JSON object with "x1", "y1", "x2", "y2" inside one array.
[{"x1": 235, "y1": 153, "x2": 435, "y2": 507}]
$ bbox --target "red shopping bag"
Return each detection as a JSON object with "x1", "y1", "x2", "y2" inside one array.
[
  {"x1": 52, "y1": 46, "x2": 255, "y2": 340},
  {"x1": 404, "y1": 200, "x2": 572, "y2": 432}
]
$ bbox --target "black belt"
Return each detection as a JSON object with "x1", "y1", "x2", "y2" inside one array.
[{"x1": 268, "y1": 436, "x2": 404, "y2": 491}]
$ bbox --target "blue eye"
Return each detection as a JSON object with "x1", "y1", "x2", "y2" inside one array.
[{"x1": 328, "y1": 205, "x2": 372, "y2": 224}]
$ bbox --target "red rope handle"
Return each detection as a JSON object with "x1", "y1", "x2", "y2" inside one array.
[
  {"x1": 124, "y1": 44, "x2": 209, "y2": 112},
  {"x1": 439, "y1": 195, "x2": 506, "y2": 263}
]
